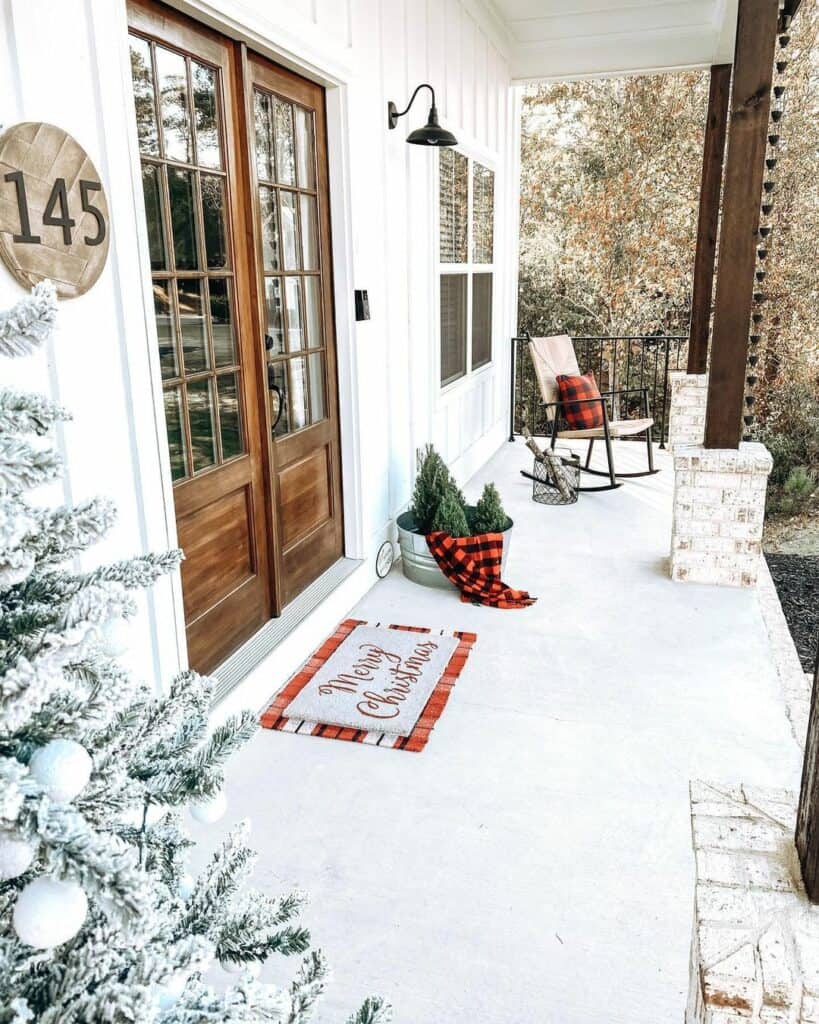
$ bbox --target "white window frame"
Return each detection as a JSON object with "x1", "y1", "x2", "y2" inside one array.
[{"x1": 435, "y1": 148, "x2": 497, "y2": 393}]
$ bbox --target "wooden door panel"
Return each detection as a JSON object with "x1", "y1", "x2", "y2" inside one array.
[
  {"x1": 279, "y1": 447, "x2": 332, "y2": 550},
  {"x1": 185, "y1": 591, "x2": 267, "y2": 677},
  {"x1": 128, "y1": 0, "x2": 272, "y2": 674},
  {"x1": 177, "y1": 484, "x2": 255, "y2": 618},
  {"x1": 246, "y1": 53, "x2": 344, "y2": 609}
]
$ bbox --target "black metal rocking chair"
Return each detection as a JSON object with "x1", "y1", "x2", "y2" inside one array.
[{"x1": 519, "y1": 332, "x2": 660, "y2": 492}]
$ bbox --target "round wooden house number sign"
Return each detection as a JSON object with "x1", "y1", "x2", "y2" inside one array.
[{"x1": 0, "y1": 122, "x2": 110, "y2": 299}]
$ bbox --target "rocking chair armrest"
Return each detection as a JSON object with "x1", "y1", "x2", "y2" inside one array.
[
  {"x1": 595, "y1": 386, "x2": 652, "y2": 417},
  {"x1": 542, "y1": 396, "x2": 612, "y2": 423},
  {"x1": 596, "y1": 386, "x2": 649, "y2": 399}
]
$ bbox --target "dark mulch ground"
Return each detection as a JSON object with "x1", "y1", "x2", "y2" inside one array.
[{"x1": 765, "y1": 554, "x2": 819, "y2": 674}]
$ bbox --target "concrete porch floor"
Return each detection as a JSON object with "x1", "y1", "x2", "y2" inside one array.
[{"x1": 193, "y1": 440, "x2": 802, "y2": 1023}]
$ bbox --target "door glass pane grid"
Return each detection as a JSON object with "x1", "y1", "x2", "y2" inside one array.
[
  {"x1": 133, "y1": 34, "x2": 225, "y2": 171},
  {"x1": 263, "y1": 268, "x2": 326, "y2": 435},
  {"x1": 252, "y1": 85, "x2": 327, "y2": 438},
  {"x1": 253, "y1": 88, "x2": 318, "y2": 196},
  {"x1": 264, "y1": 272, "x2": 324, "y2": 353},
  {"x1": 130, "y1": 30, "x2": 245, "y2": 482}
]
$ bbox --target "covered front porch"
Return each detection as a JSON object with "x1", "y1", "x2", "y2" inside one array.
[{"x1": 193, "y1": 441, "x2": 801, "y2": 1022}]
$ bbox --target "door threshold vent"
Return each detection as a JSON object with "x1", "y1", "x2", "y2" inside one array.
[{"x1": 212, "y1": 558, "x2": 363, "y2": 704}]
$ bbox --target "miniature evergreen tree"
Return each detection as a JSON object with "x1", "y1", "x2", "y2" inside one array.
[
  {"x1": 0, "y1": 283, "x2": 389, "y2": 1024},
  {"x1": 471, "y1": 483, "x2": 508, "y2": 535},
  {"x1": 410, "y1": 444, "x2": 465, "y2": 534},
  {"x1": 429, "y1": 487, "x2": 470, "y2": 538}
]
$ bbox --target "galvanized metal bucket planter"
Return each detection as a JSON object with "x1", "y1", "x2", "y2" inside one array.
[{"x1": 396, "y1": 510, "x2": 514, "y2": 589}]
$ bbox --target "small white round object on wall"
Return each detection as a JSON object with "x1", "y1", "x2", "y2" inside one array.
[
  {"x1": 189, "y1": 791, "x2": 227, "y2": 824},
  {"x1": 29, "y1": 739, "x2": 92, "y2": 804},
  {"x1": 376, "y1": 540, "x2": 395, "y2": 579},
  {"x1": 98, "y1": 616, "x2": 129, "y2": 657},
  {"x1": 13, "y1": 876, "x2": 88, "y2": 948},
  {"x1": 0, "y1": 834, "x2": 36, "y2": 880}
]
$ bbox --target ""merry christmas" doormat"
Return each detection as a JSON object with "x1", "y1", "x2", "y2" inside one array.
[{"x1": 260, "y1": 619, "x2": 476, "y2": 752}]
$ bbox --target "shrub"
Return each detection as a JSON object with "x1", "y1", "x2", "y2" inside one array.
[
  {"x1": 471, "y1": 482, "x2": 509, "y2": 534},
  {"x1": 756, "y1": 380, "x2": 819, "y2": 516},
  {"x1": 411, "y1": 444, "x2": 464, "y2": 533},
  {"x1": 430, "y1": 487, "x2": 470, "y2": 537},
  {"x1": 773, "y1": 465, "x2": 817, "y2": 516}
]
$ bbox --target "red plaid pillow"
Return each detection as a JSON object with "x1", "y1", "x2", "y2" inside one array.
[{"x1": 556, "y1": 372, "x2": 604, "y2": 430}]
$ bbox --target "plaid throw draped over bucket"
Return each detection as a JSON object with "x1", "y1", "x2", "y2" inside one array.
[{"x1": 425, "y1": 531, "x2": 536, "y2": 609}]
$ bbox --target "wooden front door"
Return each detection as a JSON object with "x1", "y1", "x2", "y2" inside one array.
[
  {"x1": 128, "y1": 2, "x2": 343, "y2": 673},
  {"x1": 246, "y1": 55, "x2": 344, "y2": 606}
]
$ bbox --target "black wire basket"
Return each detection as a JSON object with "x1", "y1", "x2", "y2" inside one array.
[{"x1": 531, "y1": 454, "x2": 580, "y2": 506}]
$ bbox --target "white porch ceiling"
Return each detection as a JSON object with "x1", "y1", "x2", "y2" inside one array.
[{"x1": 485, "y1": 0, "x2": 739, "y2": 81}]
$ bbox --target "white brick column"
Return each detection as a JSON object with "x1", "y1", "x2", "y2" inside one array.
[
  {"x1": 670, "y1": 442, "x2": 772, "y2": 587},
  {"x1": 687, "y1": 782, "x2": 819, "y2": 1024},
  {"x1": 668, "y1": 371, "x2": 708, "y2": 450}
]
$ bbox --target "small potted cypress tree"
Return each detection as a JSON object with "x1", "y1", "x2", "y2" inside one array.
[{"x1": 397, "y1": 445, "x2": 513, "y2": 588}]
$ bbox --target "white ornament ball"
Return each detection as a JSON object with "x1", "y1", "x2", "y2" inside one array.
[
  {"x1": 0, "y1": 835, "x2": 36, "y2": 880},
  {"x1": 13, "y1": 877, "x2": 88, "y2": 949},
  {"x1": 29, "y1": 739, "x2": 92, "y2": 804},
  {"x1": 98, "y1": 616, "x2": 129, "y2": 657},
  {"x1": 178, "y1": 873, "x2": 195, "y2": 900},
  {"x1": 190, "y1": 791, "x2": 227, "y2": 824},
  {"x1": 156, "y1": 971, "x2": 188, "y2": 1010}
]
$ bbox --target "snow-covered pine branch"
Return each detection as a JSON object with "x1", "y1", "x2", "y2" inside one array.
[
  {"x1": 0, "y1": 437, "x2": 62, "y2": 498},
  {"x1": 0, "y1": 389, "x2": 70, "y2": 437},
  {"x1": 0, "y1": 281, "x2": 58, "y2": 359}
]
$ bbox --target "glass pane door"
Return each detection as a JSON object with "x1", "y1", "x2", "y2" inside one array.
[
  {"x1": 253, "y1": 86, "x2": 327, "y2": 440},
  {"x1": 129, "y1": 33, "x2": 245, "y2": 481}
]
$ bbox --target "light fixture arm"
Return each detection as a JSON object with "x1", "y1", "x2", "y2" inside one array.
[{"x1": 388, "y1": 83, "x2": 438, "y2": 129}]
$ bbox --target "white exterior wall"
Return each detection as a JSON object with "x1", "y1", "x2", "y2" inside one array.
[{"x1": 0, "y1": 0, "x2": 516, "y2": 694}]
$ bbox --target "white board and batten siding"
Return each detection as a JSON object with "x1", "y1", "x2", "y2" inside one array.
[{"x1": 0, "y1": 0, "x2": 516, "y2": 699}]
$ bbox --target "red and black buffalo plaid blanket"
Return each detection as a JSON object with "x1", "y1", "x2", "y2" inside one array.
[{"x1": 425, "y1": 531, "x2": 536, "y2": 609}]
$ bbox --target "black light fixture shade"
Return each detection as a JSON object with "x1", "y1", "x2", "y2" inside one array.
[{"x1": 387, "y1": 83, "x2": 457, "y2": 147}]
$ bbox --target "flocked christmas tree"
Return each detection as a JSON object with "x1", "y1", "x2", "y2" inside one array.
[{"x1": 0, "y1": 282, "x2": 389, "y2": 1024}]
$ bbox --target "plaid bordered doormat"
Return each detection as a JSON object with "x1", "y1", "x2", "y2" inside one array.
[{"x1": 260, "y1": 619, "x2": 476, "y2": 752}]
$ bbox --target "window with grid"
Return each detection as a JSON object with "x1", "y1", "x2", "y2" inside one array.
[
  {"x1": 438, "y1": 149, "x2": 495, "y2": 387},
  {"x1": 253, "y1": 87, "x2": 326, "y2": 438},
  {"x1": 130, "y1": 33, "x2": 243, "y2": 482}
]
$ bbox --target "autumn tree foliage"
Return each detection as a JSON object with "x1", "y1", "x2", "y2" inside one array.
[
  {"x1": 756, "y1": 0, "x2": 819, "y2": 401},
  {"x1": 518, "y1": 72, "x2": 709, "y2": 340}
]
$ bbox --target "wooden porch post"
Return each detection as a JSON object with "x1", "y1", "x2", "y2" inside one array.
[
  {"x1": 703, "y1": 0, "x2": 780, "y2": 449},
  {"x1": 687, "y1": 64, "x2": 731, "y2": 375}
]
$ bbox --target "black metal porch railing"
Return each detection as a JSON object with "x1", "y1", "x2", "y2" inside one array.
[{"x1": 509, "y1": 334, "x2": 688, "y2": 447}]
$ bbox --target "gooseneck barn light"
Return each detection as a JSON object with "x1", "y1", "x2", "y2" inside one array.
[{"x1": 387, "y1": 84, "x2": 457, "y2": 147}]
